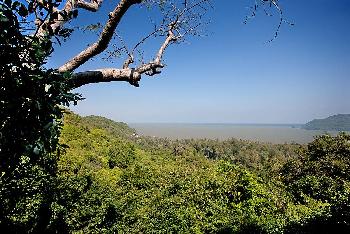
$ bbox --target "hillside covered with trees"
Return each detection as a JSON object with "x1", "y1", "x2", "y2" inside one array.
[
  {"x1": 303, "y1": 114, "x2": 350, "y2": 131},
  {"x1": 11, "y1": 111, "x2": 344, "y2": 233}
]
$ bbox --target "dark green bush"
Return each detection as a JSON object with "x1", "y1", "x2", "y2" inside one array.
[
  {"x1": 0, "y1": 1, "x2": 80, "y2": 231},
  {"x1": 281, "y1": 133, "x2": 350, "y2": 232}
]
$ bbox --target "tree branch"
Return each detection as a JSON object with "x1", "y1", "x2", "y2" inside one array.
[
  {"x1": 58, "y1": 0, "x2": 141, "y2": 73},
  {"x1": 70, "y1": 28, "x2": 176, "y2": 88},
  {"x1": 70, "y1": 62, "x2": 165, "y2": 88},
  {"x1": 36, "y1": 0, "x2": 105, "y2": 38},
  {"x1": 154, "y1": 28, "x2": 176, "y2": 64},
  {"x1": 76, "y1": 0, "x2": 103, "y2": 12},
  {"x1": 68, "y1": 0, "x2": 212, "y2": 88},
  {"x1": 70, "y1": 68, "x2": 141, "y2": 88}
]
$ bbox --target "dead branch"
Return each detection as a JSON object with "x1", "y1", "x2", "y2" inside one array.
[
  {"x1": 63, "y1": 0, "x2": 211, "y2": 88},
  {"x1": 58, "y1": 0, "x2": 142, "y2": 73}
]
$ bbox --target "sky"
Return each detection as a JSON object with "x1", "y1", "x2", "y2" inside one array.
[{"x1": 47, "y1": 0, "x2": 350, "y2": 124}]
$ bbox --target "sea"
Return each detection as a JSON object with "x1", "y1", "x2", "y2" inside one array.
[{"x1": 128, "y1": 123, "x2": 344, "y2": 144}]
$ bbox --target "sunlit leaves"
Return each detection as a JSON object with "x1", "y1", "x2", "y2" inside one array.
[{"x1": 53, "y1": 112, "x2": 337, "y2": 233}]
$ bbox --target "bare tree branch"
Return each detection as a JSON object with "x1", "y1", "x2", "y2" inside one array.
[
  {"x1": 154, "y1": 27, "x2": 176, "y2": 64},
  {"x1": 244, "y1": 0, "x2": 291, "y2": 42},
  {"x1": 70, "y1": 68, "x2": 141, "y2": 87},
  {"x1": 22, "y1": 0, "x2": 288, "y2": 90},
  {"x1": 69, "y1": 29, "x2": 175, "y2": 88},
  {"x1": 76, "y1": 0, "x2": 103, "y2": 12},
  {"x1": 34, "y1": 0, "x2": 105, "y2": 40},
  {"x1": 36, "y1": 0, "x2": 74, "y2": 37},
  {"x1": 67, "y1": 0, "x2": 212, "y2": 88},
  {"x1": 69, "y1": 61, "x2": 166, "y2": 88},
  {"x1": 58, "y1": 0, "x2": 142, "y2": 73}
]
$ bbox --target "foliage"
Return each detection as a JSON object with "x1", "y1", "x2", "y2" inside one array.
[
  {"x1": 53, "y1": 112, "x2": 332, "y2": 233},
  {"x1": 0, "y1": 1, "x2": 80, "y2": 231},
  {"x1": 82, "y1": 115, "x2": 136, "y2": 139},
  {"x1": 134, "y1": 136, "x2": 299, "y2": 178},
  {"x1": 281, "y1": 133, "x2": 350, "y2": 232}
]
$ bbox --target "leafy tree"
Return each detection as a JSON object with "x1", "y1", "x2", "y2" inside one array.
[
  {"x1": 0, "y1": 0, "x2": 80, "y2": 231},
  {"x1": 281, "y1": 133, "x2": 350, "y2": 232}
]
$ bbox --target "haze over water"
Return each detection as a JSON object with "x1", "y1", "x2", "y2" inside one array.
[{"x1": 129, "y1": 123, "x2": 342, "y2": 144}]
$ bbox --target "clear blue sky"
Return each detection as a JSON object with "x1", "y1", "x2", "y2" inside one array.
[{"x1": 48, "y1": 0, "x2": 350, "y2": 124}]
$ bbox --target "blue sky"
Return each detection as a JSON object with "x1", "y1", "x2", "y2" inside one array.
[{"x1": 48, "y1": 0, "x2": 350, "y2": 124}]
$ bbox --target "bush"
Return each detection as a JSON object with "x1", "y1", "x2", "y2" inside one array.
[
  {"x1": 0, "y1": 2, "x2": 80, "y2": 231},
  {"x1": 281, "y1": 133, "x2": 350, "y2": 232}
]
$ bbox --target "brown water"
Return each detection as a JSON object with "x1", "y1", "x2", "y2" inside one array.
[{"x1": 129, "y1": 123, "x2": 342, "y2": 144}]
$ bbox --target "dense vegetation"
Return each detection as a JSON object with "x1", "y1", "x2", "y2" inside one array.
[
  {"x1": 303, "y1": 114, "x2": 350, "y2": 131},
  {"x1": 0, "y1": 1, "x2": 80, "y2": 232},
  {"x1": 1, "y1": 1, "x2": 349, "y2": 232},
  {"x1": 39, "y1": 111, "x2": 347, "y2": 233}
]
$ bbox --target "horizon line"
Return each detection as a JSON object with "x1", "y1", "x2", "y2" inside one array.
[{"x1": 127, "y1": 122, "x2": 305, "y2": 125}]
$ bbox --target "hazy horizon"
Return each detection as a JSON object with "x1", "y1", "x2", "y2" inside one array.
[
  {"x1": 125, "y1": 113, "x2": 349, "y2": 124},
  {"x1": 128, "y1": 122, "x2": 304, "y2": 124},
  {"x1": 129, "y1": 122, "x2": 343, "y2": 144},
  {"x1": 74, "y1": 111, "x2": 349, "y2": 125}
]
